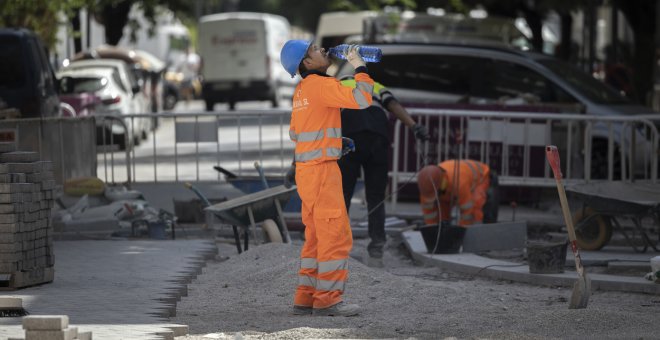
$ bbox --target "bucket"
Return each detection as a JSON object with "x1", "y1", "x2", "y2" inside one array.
[
  {"x1": 148, "y1": 222, "x2": 167, "y2": 240},
  {"x1": 527, "y1": 240, "x2": 567, "y2": 274},
  {"x1": 419, "y1": 224, "x2": 465, "y2": 254}
]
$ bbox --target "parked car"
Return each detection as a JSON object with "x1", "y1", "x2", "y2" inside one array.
[
  {"x1": 0, "y1": 28, "x2": 60, "y2": 118},
  {"x1": 198, "y1": 12, "x2": 296, "y2": 110},
  {"x1": 63, "y1": 59, "x2": 151, "y2": 142},
  {"x1": 58, "y1": 63, "x2": 145, "y2": 149},
  {"x1": 334, "y1": 43, "x2": 656, "y2": 179},
  {"x1": 69, "y1": 45, "x2": 165, "y2": 113}
]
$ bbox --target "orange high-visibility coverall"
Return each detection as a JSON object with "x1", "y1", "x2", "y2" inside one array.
[
  {"x1": 417, "y1": 160, "x2": 490, "y2": 227},
  {"x1": 290, "y1": 69, "x2": 373, "y2": 309}
]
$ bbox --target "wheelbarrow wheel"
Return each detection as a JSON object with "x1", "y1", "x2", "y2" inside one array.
[
  {"x1": 572, "y1": 207, "x2": 613, "y2": 250},
  {"x1": 262, "y1": 219, "x2": 283, "y2": 243}
]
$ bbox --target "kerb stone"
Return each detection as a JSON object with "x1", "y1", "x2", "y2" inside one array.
[{"x1": 22, "y1": 315, "x2": 69, "y2": 330}]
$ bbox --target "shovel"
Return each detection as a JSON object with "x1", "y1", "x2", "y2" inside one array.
[{"x1": 546, "y1": 145, "x2": 591, "y2": 309}]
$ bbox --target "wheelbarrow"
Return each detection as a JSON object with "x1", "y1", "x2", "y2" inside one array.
[
  {"x1": 189, "y1": 162, "x2": 294, "y2": 254},
  {"x1": 566, "y1": 181, "x2": 660, "y2": 253}
]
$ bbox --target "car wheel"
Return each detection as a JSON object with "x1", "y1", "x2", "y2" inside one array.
[
  {"x1": 164, "y1": 91, "x2": 178, "y2": 111},
  {"x1": 205, "y1": 99, "x2": 214, "y2": 111},
  {"x1": 114, "y1": 133, "x2": 129, "y2": 151},
  {"x1": 271, "y1": 89, "x2": 281, "y2": 108}
]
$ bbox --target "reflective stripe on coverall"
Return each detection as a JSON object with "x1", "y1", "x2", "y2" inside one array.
[
  {"x1": 291, "y1": 70, "x2": 373, "y2": 309},
  {"x1": 417, "y1": 160, "x2": 490, "y2": 227}
]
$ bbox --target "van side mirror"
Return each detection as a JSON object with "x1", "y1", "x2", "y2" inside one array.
[{"x1": 58, "y1": 77, "x2": 73, "y2": 94}]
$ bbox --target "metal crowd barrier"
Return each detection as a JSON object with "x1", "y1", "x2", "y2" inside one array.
[
  {"x1": 95, "y1": 110, "x2": 294, "y2": 185},
  {"x1": 390, "y1": 109, "x2": 659, "y2": 207}
]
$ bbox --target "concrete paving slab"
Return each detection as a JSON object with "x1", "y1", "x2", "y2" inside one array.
[
  {"x1": 0, "y1": 239, "x2": 215, "y2": 339},
  {"x1": 462, "y1": 221, "x2": 527, "y2": 252},
  {"x1": 402, "y1": 230, "x2": 660, "y2": 295}
]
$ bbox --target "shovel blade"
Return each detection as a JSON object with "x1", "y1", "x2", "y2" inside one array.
[{"x1": 569, "y1": 275, "x2": 592, "y2": 309}]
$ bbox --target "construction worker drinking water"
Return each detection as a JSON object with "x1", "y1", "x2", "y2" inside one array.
[{"x1": 280, "y1": 40, "x2": 373, "y2": 317}]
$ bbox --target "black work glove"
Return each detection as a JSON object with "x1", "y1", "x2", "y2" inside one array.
[
  {"x1": 412, "y1": 124, "x2": 429, "y2": 141},
  {"x1": 342, "y1": 137, "x2": 355, "y2": 156},
  {"x1": 284, "y1": 164, "x2": 296, "y2": 188}
]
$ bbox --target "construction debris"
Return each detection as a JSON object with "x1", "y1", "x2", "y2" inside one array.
[{"x1": 53, "y1": 182, "x2": 176, "y2": 238}]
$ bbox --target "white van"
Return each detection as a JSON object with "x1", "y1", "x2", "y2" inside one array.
[
  {"x1": 314, "y1": 11, "x2": 378, "y2": 48},
  {"x1": 199, "y1": 12, "x2": 294, "y2": 110}
]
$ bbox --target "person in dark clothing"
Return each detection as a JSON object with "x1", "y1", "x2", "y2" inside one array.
[{"x1": 338, "y1": 76, "x2": 429, "y2": 267}]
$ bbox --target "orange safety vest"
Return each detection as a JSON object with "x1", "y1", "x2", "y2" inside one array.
[
  {"x1": 438, "y1": 159, "x2": 490, "y2": 225},
  {"x1": 289, "y1": 72, "x2": 374, "y2": 165},
  {"x1": 419, "y1": 160, "x2": 490, "y2": 226}
]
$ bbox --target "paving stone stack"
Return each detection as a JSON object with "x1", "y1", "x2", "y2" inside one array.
[
  {"x1": 0, "y1": 148, "x2": 57, "y2": 289},
  {"x1": 17, "y1": 315, "x2": 92, "y2": 340}
]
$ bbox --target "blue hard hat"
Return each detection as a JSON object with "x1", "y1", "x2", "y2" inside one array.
[{"x1": 281, "y1": 39, "x2": 312, "y2": 78}]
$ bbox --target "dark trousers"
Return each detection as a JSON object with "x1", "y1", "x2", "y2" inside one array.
[{"x1": 338, "y1": 131, "x2": 389, "y2": 258}]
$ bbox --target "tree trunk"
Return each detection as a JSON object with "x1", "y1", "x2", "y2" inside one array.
[
  {"x1": 557, "y1": 11, "x2": 574, "y2": 61},
  {"x1": 522, "y1": 8, "x2": 544, "y2": 52},
  {"x1": 71, "y1": 10, "x2": 82, "y2": 53},
  {"x1": 616, "y1": 0, "x2": 656, "y2": 106},
  {"x1": 102, "y1": 0, "x2": 132, "y2": 46}
]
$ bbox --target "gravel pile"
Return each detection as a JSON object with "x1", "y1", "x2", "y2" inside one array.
[{"x1": 173, "y1": 240, "x2": 659, "y2": 340}]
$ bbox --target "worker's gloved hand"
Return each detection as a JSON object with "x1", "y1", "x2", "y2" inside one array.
[
  {"x1": 284, "y1": 164, "x2": 296, "y2": 188},
  {"x1": 412, "y1": 124, "x2": 429, "y2": 141},
  {"x1": 342, "y1": 137, "x2": 355, "y2": 156},
  {"x1": 345, "y1": 45, "x2": 366, "y2": 69}
]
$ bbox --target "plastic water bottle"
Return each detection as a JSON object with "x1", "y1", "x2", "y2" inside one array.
[{"x1": 328, "y1": 44, "x2": 382, "y2": 63}]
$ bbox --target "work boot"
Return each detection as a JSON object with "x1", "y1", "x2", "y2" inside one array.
[
  {"x1": 313, "y1": 302, "x2": 361, "y2": 317},
  {"x1": 292, "y1": 305, "x2": 313, "y2": 315}
]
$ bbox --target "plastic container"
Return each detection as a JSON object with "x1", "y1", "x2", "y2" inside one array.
[
  {"x1": 328, "y1": 44, "x2": 382, "y2": 63},
  {"x1": 418, "y1": 224, "x2": 465, "y2": 254},
  {"x1": 527, "y1": 240, "x2": 568, "y2": 274},
  {"x1": 651, "y1": 256, "x2": 660, "y2": 272}
]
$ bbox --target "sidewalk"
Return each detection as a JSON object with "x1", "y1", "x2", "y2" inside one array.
[
  {"x1": 0, "y1": 240, "x2": 216, "y2": 340},
  {"x1": 399, "y1": 226, "x2": 660, "y2": 295}
]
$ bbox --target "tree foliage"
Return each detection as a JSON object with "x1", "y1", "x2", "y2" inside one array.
[
  {"x1": 1, "y1": 0, "x2": 656, "y2": 104},
  {"x1": 0, "y1": 0, "x2": 88, "y2": 50}
]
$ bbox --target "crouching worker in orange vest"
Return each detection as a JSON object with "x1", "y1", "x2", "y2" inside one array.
[
  {"x1": 417, "y1": 159, "x2": 498, "y2": 227},
  {"x1": 281, "y1": 41, "x2": 374, "y2": 317}
]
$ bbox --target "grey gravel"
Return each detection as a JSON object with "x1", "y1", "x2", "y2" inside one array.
[{"x1": 174, "y1": 239, "x2": 660, "y2": 340}]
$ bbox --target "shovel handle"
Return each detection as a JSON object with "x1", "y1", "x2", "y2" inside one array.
[
  {"x1": 545, "y1": 146, "x2": 574, "y2": 239},
  {"x1": 546, "y1": 146, "x2": 562, "y2": 180}
]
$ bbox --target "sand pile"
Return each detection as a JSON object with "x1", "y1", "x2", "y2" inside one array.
[{"x1": 173, "y1": 242, "x2": 659, "y2": 340}]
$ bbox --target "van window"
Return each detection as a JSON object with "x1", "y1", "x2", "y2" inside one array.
[
  {"x1": 476, "y1": 59, "x2": 577, "y2": 104},
  {"x1": 369, "y1": 54, "x2": 477, "y2": 97},
  {"x1": 30, "y1": 39, "x2": 49, "y2": 87},
  {"x1": 0, "y1": 36, "x2": 26, "y2": 88},
  {"x1": 538, "y1": 59, "x2": 629, "y2": 105}
]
